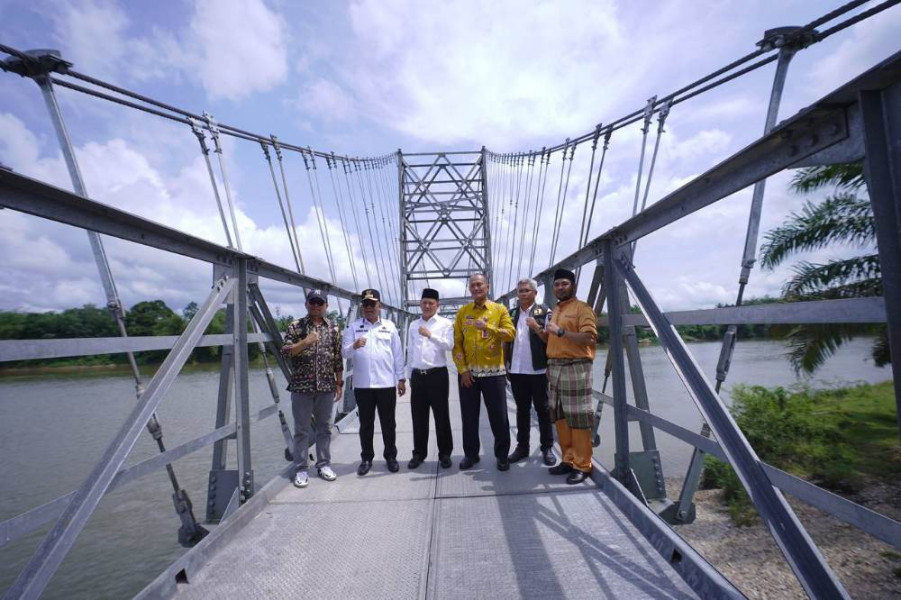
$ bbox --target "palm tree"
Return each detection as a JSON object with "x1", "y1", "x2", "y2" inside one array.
[{"x1": 759, "y1": 163, "x2": 890, "y2": 373}]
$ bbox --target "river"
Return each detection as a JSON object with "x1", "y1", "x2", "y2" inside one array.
[{"x1": 0, "y1": 338, "x2": 892, "y2": 598}]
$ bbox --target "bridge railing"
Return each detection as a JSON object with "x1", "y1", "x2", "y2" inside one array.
[
  {"x1": 493, "y1": 50, "x2": 901, "y2": 599},
  {"x1": 0, "y1": 164, "x2": 414, "y2": 599}
]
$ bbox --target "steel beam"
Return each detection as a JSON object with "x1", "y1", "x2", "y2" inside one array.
[
  {"x1": 4, "y1": 277, "x2": 233, "y2": 600},
  {"x1": 859, "y1": 83, "x2": 901, "y2": 445},
  {"x1": 603, "y1": 240, "x2": 632, "y2": 487},
  {"x1": 232, "y1": 259, "x2": 253, "y2": 504},
  {"x1": 617, "y1": 259, "x2": 849, "y2": 599},
  {"x1": 595, "y1": 296, "x2": 886, "y2": 327}
]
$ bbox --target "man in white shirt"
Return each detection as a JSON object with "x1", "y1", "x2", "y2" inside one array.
[
  {"x1": 342, "y1": 288, "x2": 406, "y2": 476},
  {"x1": 504, "y1": 277, "x2": 556, "y2": 466},
  {"x1": 406, "y1": 288, "x2": 454, "y2": 470}
]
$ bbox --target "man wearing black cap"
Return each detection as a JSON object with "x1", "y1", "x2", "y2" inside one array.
[
  {"x1": 281, "y1": 289, "x2": 344, "y2": 488},
  {"x1": 342, "y1": 288, "x2": 406, "y2": 476},
  {"x1": 545, "y1": 268, "x2": 597, "y2": 485},
  {"x1": 406, "y1": 288, "x2": 454, "y2": 469}
]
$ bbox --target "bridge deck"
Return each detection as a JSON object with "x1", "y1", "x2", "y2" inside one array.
[{"x1": 169, "y1": 378, "x2": 697, "y2": 599}]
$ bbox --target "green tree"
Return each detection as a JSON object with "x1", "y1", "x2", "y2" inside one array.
[{"x1": 759, "y1": 163, "x2": 888, "y2": 373}]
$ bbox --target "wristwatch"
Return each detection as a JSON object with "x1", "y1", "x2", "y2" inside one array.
[{"x1": 556, "y1": 328, "x2": 565, "y2": 338}]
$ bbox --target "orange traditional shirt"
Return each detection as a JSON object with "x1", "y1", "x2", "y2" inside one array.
[{"x1": 546, "y1": 297, "x2": 597, "y2": 360}]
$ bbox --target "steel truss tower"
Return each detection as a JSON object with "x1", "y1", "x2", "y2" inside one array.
[{"x1": 398, "y1": 149, "x2": 492, "y2": 312}]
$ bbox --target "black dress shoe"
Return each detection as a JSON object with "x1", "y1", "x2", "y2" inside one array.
[
  {"x1": 542, "y1": 449, "x2": 557, "y2": 466},
  {"x1": 439, "y1": 456, "x2": 452, "y2": 469},
  {"x1": 566, "y1": 470, "x2": 589, "y2": 485},
  {"x1": 408, "y1": 456, "x2": 423, "y2": 470},
  {"x1": 548, "y1": 462, "x2": 573, "y2": 476},
  {"x1": 497, "y1": 458, "x2": 510, "y2": 471},
  {"x1": 459, "y1": 456, "x2": 480, "y2": 470},
  {"x1": 508, "y1": 446, "x2": 529, "y2": 463},
  {"x1": 387, "y1": 458, "x2": 400, "y2": 473},
  {"x1": 357, "y1": 461, "x2": 372, "y2": 476}
]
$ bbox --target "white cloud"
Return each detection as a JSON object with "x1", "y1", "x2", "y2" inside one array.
[
  {"x1": 187, "y1": 0, "x2": 289, "y2": 101},
  {"x1": 47, "y1": 0, "x2": 289, "y2": 102},
  {"x1": 50, "y1": 0, "x2": 129, "y2": 79}
]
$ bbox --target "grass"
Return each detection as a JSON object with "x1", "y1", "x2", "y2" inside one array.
[{"x1": 701, "y1": 380, "x2": 900, "y2": 526}]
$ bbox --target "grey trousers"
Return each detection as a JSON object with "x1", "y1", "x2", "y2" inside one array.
[{"x1": 291, "y1": 391, "x2": 335, "y2": 471}]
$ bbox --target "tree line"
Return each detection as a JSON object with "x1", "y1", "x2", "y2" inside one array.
[{"x1": 0, "y1": 301, "x2": 313, "y2": 368}]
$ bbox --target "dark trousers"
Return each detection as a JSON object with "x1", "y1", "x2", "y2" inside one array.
[
  {"x1": 509, "y1": 373, "x2": 554, "y2": 451},
  {"x1": 459, "y1": 374, "x2": 510, "y2": 459},
  {"x1": 410, "y1": 367, "x2": 453, "y2": 460},
  {"x1": 355, "y1": 387, "x2": 397, "y2": 461}
]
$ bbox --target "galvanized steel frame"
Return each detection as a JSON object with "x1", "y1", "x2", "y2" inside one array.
[{"x1": 399, "y1": 150, "x2": 492, "y2": 304}]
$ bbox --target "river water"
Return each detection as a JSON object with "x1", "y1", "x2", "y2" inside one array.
[{"x1": 0, "y1": 338, "x2": 892, "y2": 598}]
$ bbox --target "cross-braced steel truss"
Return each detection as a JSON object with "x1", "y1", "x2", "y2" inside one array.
[{"x1": 399, "y1": 150, "x2": 491, "y2": 308}]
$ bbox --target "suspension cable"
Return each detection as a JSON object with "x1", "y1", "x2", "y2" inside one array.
[
  {"x1": 327, "y1": 153, "x2": 359, "y2": 290},
  {"x1": 515, "y1": 153, "x2": 538, "y2": 283},
  {"x1": 271, "y1": 136, "x2": 306, "y2": 274},
  {"x1": 549, "y1": 143, "x2": 576, "y2": 266},
  {"x1": 528, "y1": 149, "x2": 551, "y2": 276},
  {"x1": 341, "y1": 158, "x2": 374, "y2": 288},
  {"x1": 300, "y1": 150, "x2": 338, "y2": 283},
  {"x1": 188, "y1": 118, "x2": 234, "y2": 248},
  {"x1": 261, "y1": 141, "x2": 302, "y2": 272}
]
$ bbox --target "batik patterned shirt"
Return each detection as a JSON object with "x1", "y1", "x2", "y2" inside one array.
[
  {"x1": 453, "y1": 300, "x2": 515, "y2": 377},
  {"x1": 280, "y1": 316, "x2": 343, "y2": 393}
]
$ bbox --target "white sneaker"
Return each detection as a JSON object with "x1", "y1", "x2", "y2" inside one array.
[
  {"x1": 293, "y1": 471, "x2": 309, "y2": 488},
  {"x1": 318, "y1": 466, "x2": 337, "y2": 482}
]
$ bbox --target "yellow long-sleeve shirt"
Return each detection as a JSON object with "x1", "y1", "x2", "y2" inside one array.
[{"x1": 453, "y1": 300, "x2": 515, "y2": 377}]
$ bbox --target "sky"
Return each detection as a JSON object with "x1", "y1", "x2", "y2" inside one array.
[{"x1": 0, "y1": 0, "x2": 899, "y2": 319}]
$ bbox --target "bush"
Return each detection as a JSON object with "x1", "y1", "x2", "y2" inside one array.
[{"x1": 701, "y1": 384, "x2": 865, "y2": 525}]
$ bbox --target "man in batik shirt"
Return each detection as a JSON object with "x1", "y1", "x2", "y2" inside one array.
[{"x1": 281, "y1": 289, "x2": 344, "y2": 488}]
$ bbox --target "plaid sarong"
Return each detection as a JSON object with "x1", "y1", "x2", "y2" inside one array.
[{"x1": 547, "y1": 358, "x2": 594, "y2": 429}]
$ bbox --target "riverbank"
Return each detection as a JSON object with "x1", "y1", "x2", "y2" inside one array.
[
  {"x1": 675, "y1": 380, "x2": 901, "y2": 597},
  {"x1": 673, "y1": 477, "x2": 901, "y2": 598}
]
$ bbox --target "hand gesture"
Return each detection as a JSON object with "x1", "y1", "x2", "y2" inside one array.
[
  {"x1": 353, "y1": 336, "x2": 367, "y2": 349},
  {"x1": 525, "y1": 316, "x2": 538, "y2": 331},
  {"x1": 546, "y1": 321, "x2": 561, "y2": 336},
  {"x1": 306, "y1": 331, "x2": 320, "y2": 345},
  {"x1": 460, "y1": 371, "x2": 474, "y2": 388},
  {"x1": 473, "y1": 317, "x2": 488, "y2": 331},
  {"x1": 418, "y1": 326, "x2": 431, "y2": 338}
]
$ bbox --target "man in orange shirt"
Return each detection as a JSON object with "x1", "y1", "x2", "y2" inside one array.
[{"x1": 545, "y1": 268, "x2": 597, "y2": 484}]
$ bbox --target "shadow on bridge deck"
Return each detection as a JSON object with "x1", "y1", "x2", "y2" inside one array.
[{"x1": 148, "y1": 377, "x2": 697, "y2": 599}]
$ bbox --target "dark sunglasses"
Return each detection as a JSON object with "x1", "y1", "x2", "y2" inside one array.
[{"x1": 308, "y1": 299, "x2": 326, "y2": 306}]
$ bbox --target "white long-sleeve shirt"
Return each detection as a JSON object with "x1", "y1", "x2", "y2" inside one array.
[
  {"x1": 342, "y1": 316, "x2": 405, "y2": 389},
  {"x1": 406, "y1": 314, "x2": 453, "y2": 377}
]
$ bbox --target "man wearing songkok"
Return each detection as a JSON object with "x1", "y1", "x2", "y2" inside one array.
[
  {"x1": 545, "y1": 268, "x2": 598, "y2": 484},
  {"x1": 453, "y1": 274, "x2": 516, "y2": 471},
  {"x1": 281, "y1": 289, "x2": 344, "y2": 488},
  {"x1": 406, "y1": 288, "x2": 454, "y2": 470},
  {"x1": 504, "y1": 277, "x2": 556, "y2": 467},
  {"x1": 342, "y1": 288, "x2": 406, "y2": 476}
]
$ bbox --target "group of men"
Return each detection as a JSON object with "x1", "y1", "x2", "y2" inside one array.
[{"x1": 281, "y1": 269, "x2": 597, "y2": 489}]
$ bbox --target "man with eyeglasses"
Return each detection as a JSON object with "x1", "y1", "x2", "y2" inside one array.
[
  {"x1": 342, "y1": 288, "x2": 406, "y2": 476},
  {"x1": 504, "y1": 278, "x2": 556, "y2": 467},
  {"x1": 281, "y1": 289, "x2": 344, "y2": 488}
]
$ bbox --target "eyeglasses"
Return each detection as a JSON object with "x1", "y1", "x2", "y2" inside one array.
[{"x1": 308, "y1": 299, "x2": 325, "y2": 306}]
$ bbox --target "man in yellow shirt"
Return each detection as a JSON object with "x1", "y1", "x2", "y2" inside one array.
[
  {"x1": 545, "y1": 268, "x2": 597, "y2": 484},
  {"x1": 453, "y1": 274, "x2": 516, "y2": 471}
]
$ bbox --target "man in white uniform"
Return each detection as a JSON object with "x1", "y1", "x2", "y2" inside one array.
[
  {"x1": 405, "y1": 288, "x2": 454, "y2": 470},
  {"x1": 342, "y1": 288, "x2": 406, "y2": 476}
]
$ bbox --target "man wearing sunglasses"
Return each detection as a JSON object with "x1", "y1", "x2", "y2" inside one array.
[{"x1": 281, "y1": 289, "x2": 344, "y2": 488}]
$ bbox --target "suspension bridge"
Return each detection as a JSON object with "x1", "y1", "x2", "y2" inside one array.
[{"x1": 1, "y1": 1, "x2": 900, "y2": 598}]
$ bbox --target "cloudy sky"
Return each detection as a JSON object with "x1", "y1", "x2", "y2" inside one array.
[{"x1": 0, "y1": 0, "x2": 898, "y2": 318}]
